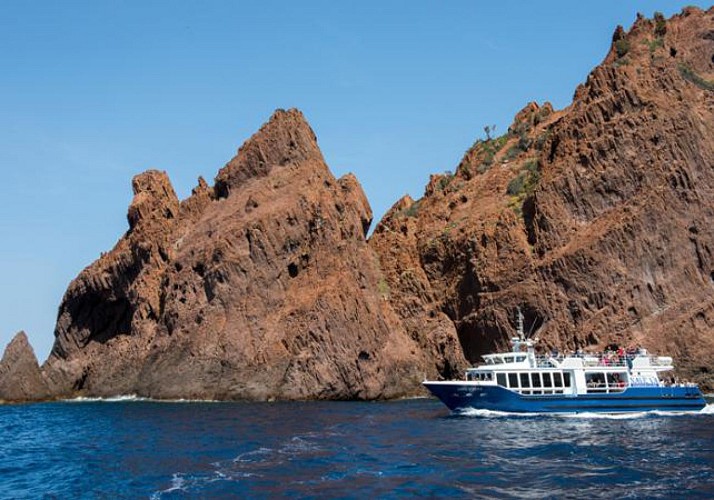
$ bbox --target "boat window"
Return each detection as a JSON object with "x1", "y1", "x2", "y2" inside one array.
[
  {"x1": 470, "y1": 372, "x2": 490, "y2": 381},
  {"x1": 493, "y1": 357, "x2": 504, "y2": 364},
  {"x1": 504, "y1": 355, "x2": 513, "y2": 363},
  {"x1": 542, "y1": 372, "x2": 552, "y2": 387},
  {"x1": 520, "y1": 373, "x2": 531, "y2": 388},
  {"x1": 508, "y1": 373, "x2": 518, "y2": 388},
  {"x1": 553, "y1": 372, "x2": 563, "y2": 387},
  {"x1": 531, "y1": 373, "x2": 542, "y2": 388},
  {"x1": 496, "y1": 373, "x2": 507, "y2": 387},
  {"x1": 563, "y1": 372, "x2": 571, "y2": 387},
  {"x1": 516, "y1": 355, "x2": 526, "y2": 362},
  {"x1": 607, "y1": 372, "x2": 625, "y2": 389},
  {"x1": 585, "y1": 372, "x2": 606, "y2": 392}
]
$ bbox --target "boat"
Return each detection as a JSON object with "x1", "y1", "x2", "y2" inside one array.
[{"x1": 423, "y1": 311, "x2": 706, "y2": 414}]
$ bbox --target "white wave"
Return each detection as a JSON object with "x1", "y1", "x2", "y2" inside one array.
[
  {"x1": 165, "y1": 474, "x2": 187, "y2": 492},
  {"x1": 698, "y1": 403, "x2": 714, "y2": 414},
  {"x1": 154, "y1": 398, "x2": 224, "y2": 403},
  {"x1": 63, "y1": 394, "x2": 148, "y2": 403},
  {"x1": 61, "y1": 395, "x2": 223, "y2": 403},
  {"x1": 233, "y1": 447, "x2": 273, "y2": 463},
  {"x1": 279, "y1": 436, "x2": 321, "y2": 455},
  {"x1": 455, "y1": 405, "x2": 714, "y2": 419},
  {"x1": 559, "y1": 411, "x2": 652, "y2": 420},
  {"x1": 150, "y1": 473, "x2": 187, "y2": 499},
  {"x1": 571, "y1": 404, "x2": 714, "y2": 419},
  {"x1": 456, "y1": 408, "x2": 521, "y2": 418}
]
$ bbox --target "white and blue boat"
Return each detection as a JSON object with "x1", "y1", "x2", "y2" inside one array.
[{"x1": 423, "y1": 312, "x2": 706, "y2": 414}]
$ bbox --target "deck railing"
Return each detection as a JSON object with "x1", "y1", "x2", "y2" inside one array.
[{"x1": 535, "y1": 353, "x2": 672, "y2": 369}]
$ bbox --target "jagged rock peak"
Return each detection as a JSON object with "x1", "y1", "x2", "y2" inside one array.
[
  {"x1": 2, "y1": 331, "x2": 32, "y2": 359},
  {"x1": 0, "y1": 331, "x2": 50, "y2": 402},
  {"x1": 393, "y1": 194, "x2": 415, "y2": 211},
  {"x1": 508, "y1": 101, "x2": 553, "y2": 134},
  {"x1": 384, "y1": 194, "x2": 417, "y2": 220},
  {"x1": 127, "y1": 170, "x2": 179, "y2": 231},
  {"x1": 178, "y1": 176, "x2": 214, "y2": 223},
  {"x1": 337, "y1": 173, "x2": 374, "y2": 237},
  {"x1": 214, "y1": 108, "x2": 324, "y2": 199},
  {"x1": 372, "y1": 194, "x2": 417, "y2": 235},
  {"x1": 194, "y1": 176, "x2": 209, "y2": 193}
]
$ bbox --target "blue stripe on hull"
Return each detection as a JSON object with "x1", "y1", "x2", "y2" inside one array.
[{"x1": 423, "y1": 383, "x2": 707, "y2": 413}]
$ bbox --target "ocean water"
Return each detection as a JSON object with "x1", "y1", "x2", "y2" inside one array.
[{"x1": 1, "y1": 398, "x2": 713, "y2": 499}]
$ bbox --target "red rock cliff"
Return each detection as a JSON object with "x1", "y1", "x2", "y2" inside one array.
[
  {"x1": 41, "y1": 109, "x2": 465, "y2": 400},
  {"x1": 371, "y1": 7, "x2": 714, "y2": 389},
  {"x1": 3, "y1": 8, "x2": 713, "y2": 400}
]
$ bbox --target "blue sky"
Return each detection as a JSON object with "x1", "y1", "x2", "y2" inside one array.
[{"x1": 0, "y1": 1, "x2": 703, "y2": 361}]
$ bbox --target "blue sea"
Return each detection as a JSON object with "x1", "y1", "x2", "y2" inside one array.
[{"x1": 1, "y1": 398, "x2": 713, "y2": 499}]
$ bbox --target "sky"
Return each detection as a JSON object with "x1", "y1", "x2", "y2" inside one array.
[{"x1": 0, "y1": 1, "x2": 704, "y2": 361}]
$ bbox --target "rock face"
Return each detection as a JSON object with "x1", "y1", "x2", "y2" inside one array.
[
  {"x1": 371, "y1": 7, "x2": 714, "y2": 389},
  {"x1": 0, "y1": 332, "x2": 50, "y2": 402},
  {"x1": 41, "y1": 109, "x2": 465, "y2": 400},
  {"x1": 3, "y1": 8, "x2": 713, "y2": 401}
]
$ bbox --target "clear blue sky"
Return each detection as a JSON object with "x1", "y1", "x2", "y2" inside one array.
[{"x1": 0, "y1": 1, "x2": 703, "y2": 361}]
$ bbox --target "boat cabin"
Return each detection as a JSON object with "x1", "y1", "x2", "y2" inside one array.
[{"x1": 464, "y1": 340, "x2": 674, "y2": 397}]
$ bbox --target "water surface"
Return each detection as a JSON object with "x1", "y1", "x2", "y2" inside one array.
[{"x1": 1, "y1": 398, "x2": 713, "y2": 498}]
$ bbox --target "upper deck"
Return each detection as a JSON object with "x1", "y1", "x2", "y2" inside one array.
[
  {"x1": 476, "y1": 351, "x2": 673, "y2": 371},
  {"x1": 466, "y1": 342, "x2": 683, "y2": 395}
]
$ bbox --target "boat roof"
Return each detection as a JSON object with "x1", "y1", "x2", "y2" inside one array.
[{"x1": 469, "y1": 351, "x2": 674, "y2": 372}]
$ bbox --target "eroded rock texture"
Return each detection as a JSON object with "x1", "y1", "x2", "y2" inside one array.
[
  {"x1": 41, "y1": 109, "x2": 465, "y2": 400},
  {"x1": 0, "y1": 332, "x2": 50, "y2": 402},
  {"x1": 3, "y1": 8, "x2": 713, "y2": 401},
  {"x1": 371, "y1": 7, "x2": 714, "y2": 389}
]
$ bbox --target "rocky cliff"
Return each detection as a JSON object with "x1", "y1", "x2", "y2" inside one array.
[
  {"x1": 2, "y1": 7, "x2": 713, "y2": 401},
  {"x1": 39, "y1": 109, "x2": 465, "y2": 400},
  {"x1": 371, "y1": 6, "x2": 714, "y2": 388}
]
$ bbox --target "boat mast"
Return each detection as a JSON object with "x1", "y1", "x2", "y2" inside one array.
[
  {"x1": 511, "y1": 307, "x2": 526, "y2": 353},
  {"x1": 514, "y1": 307, "x2": 537, "y2": 365},
  {"x1": 517, "y1": 307, "x2": 525, "y2": 340}
]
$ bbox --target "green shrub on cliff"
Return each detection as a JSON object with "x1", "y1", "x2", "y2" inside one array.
[
  {"x1": 654, "y1": 11, "x2": 667, "y2": 37},
  {"x1": 436, "y1": 171, "x2": 454, "y2": 191},
  {"x1": 403, "y1": 199, "x2": 421, "y2": 218},
  {"x1": 679, "y1": 64, "x2": 714, "y2": 91},
  {"x1": 645, "y1": 36, "x2": 664, "y2": 55},
  {"x1": 377, "y1": 277, "x2": 390, "y2": 298},
  {"x1": 507, "y1": 173, "x2": 526, "y2": 195},
  {"x1": 475, "y1": 133, "x2": 508, "y2": 173},
  {"x1": 614, "y1": 38, "x2": 630, "y2": 58},
  {"x1": 507, "y1": 159, "x2": 540, "y2": 197}
]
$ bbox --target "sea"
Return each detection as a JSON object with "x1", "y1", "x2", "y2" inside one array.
[{"x1": 1, "y1": 398, "x2": 713, "y2": 499}]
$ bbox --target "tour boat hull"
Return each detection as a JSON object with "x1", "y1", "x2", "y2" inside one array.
[{"x1": 423, "y1": 382, "x2": 706, "y2": 414}]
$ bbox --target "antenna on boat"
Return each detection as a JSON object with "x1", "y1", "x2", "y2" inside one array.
[
  {"x1": 527, "y1": 317, "x2": 539, "y2": 339},
  {"x1": 517, "y1": 307, "x2": 525, "y2": 340}
]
